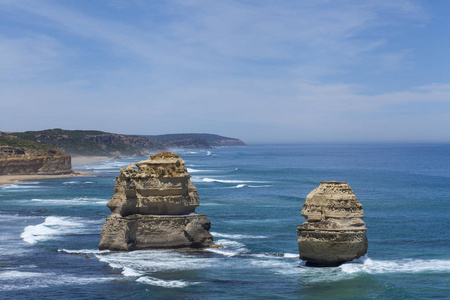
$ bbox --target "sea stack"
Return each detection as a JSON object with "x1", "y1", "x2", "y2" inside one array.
[
  {"x1": 297, "y1": 181, "x2": 368, "y2": 266},
  {"x1": 98, "y1": 152, "x2": 214, "y2": 251}
]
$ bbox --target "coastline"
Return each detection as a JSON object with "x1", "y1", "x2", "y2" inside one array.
[
  {"x1": 0, "y1": 172, "x2": 92, "y2": 186},
  {"x1": 0, "y1": 156, "x2": 111, "y2": 186}
]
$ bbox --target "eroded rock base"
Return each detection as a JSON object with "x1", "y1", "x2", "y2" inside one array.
[
  {"x1": 297, "y1": 229, "x2": 368, "y2": 266},
  {"x1": 99, "y1": 214, "x2": 214, "y2": 251}
]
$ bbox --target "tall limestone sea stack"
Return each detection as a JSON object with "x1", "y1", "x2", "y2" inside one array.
[
  {"x1": 297, "y1": 181, "x2": 368, "y2": 266},
  {"x1": 99, "y1": 152, "x2": 214, "y2": 251}
]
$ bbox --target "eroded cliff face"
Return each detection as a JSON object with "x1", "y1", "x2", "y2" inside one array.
[
  {"x1": 99, "y1": 152, "x2": 214, "y2": 251},
  {"x1": 0, "y1": 146, "x2": 72, "y2": 175},
  {"x1": 297, "y1": 181, "x2": 368, "y2": 266}
]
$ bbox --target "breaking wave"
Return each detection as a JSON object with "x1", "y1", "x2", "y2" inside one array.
[
  {"x1": 340, "y1": 256, "x2": 450, "y2": 274},
  {"x1": 31, "y1": 197, "x2": 108, "y2": 205},
  {"x1": 211, "y1": 232, "x2": 267, "y2": 239},
  {"x1": 202, "y1": 178, "x2": 267, "y2": 184},
  {"x1": 21, "y1": 216, "x2": 98, "y2": 245},
  {"x1": 206, "y1": 239, "x2": 249, "y2": 257},
  {"x1": 0, "y1": 270, "x2": 111, "y2": 291},
  {"x1": 94, "y1": 250, "x2": 211, "y2": 288}
]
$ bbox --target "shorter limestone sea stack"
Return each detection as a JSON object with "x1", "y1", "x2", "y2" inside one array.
[
  {"x1": 99, "y1": 152, "x2": 214, "y2": 251},
  {"x1": 297, "y1": 181, "x2": 368, "y2": 266}
]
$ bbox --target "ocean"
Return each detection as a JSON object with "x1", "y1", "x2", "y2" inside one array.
[{"x1": 0, "y1": 143, "x2": 449, "y2": 299}]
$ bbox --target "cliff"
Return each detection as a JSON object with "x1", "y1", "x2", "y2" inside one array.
[
  {"x1": 297, "y1": 181, "x2": 368, "y2": 266},
  {"x1": 2, "y1": 129, "x2": 245, "y2": 157},
  {"x1": 98, "y1": 152, "x2": 214, "y2": 250},
  {"x1": 0, "y1": 137, "x2": 72, "y2": 175},
  {"x1": 6, "y1": 129, "x2": 163, "y2": 157}
]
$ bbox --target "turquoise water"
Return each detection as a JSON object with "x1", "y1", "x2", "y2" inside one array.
[{"x1": 0, "y1": 144, "x2": 449, "y2": 299}]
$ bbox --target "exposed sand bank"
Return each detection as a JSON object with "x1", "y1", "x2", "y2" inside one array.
[{"x1": 72, "y1": 156, "x2": 111, "y2": 166}]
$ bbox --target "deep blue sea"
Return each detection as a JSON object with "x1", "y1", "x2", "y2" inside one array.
[{"x1": 1, "y1": 144, "x2": 449, "y2": 299}]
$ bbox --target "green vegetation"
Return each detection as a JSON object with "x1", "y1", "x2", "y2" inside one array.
[
  {"x1": 0, "y1": 135, "x2": 55, "y2": 150},
  {"x1": 1, "y1": 129, "x2": 245, "y2": 157},
  {"x1": 8, "y1": 129, "x2": 154, "y2": 157},
  {"x1": 142, "y1": 133, "x2": 246, "y2": 146}
]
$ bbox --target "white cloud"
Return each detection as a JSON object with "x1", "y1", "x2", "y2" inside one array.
[
  {"x1": 1, "y1": 0, "x2": 447, "y2": 142},
  {"x1": 0, "y1": 34, "x2": 67, "y2": 81}
]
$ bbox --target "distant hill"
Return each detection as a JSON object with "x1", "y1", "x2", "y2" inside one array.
[
  {"x1": 144, "y1": 133, "x2": 246, "y2": 147},
  {"x1": 4, "y1": 129, "x2": 163, "y2": 157},
  {"x1": 0, "y1": 129, "x2": 245, "y2": 157}
]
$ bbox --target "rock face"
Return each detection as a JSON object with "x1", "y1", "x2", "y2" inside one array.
[
  {"x1": 297, "y1": 181, "x2": 368, "y2": 266},
  {"x1": 98, "y1": 152, "x2": 214, "y2": 251},
  {"x1": 0, "y1": 146, "x2": 72, "y2": 175}
]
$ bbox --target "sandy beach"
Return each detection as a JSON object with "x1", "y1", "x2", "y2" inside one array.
[
  {"x1": 71, "y1": 156, "x2": 111, "y2": 167},
  {"x1": 0, "y1": 156, "x2": 111, "y2": 186}
]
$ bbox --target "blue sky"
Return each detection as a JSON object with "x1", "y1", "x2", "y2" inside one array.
[{"x1": 1, "y1": 0, "x2": 449, "y2": 143}]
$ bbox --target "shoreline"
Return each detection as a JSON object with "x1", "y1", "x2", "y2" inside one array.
[
  {"x1": 0, "y1": 156, "x2": 112, "y2": 186},
  {"x1": 0, "y1": 172, "x2": 92, "y2": 186}
]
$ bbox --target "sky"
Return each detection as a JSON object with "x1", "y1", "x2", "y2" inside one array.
[{"x1": 1, "y1": 0, "x2": 450, "y2": 143}]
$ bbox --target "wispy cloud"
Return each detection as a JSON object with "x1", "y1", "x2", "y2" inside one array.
[
  {"x1": 1, "y1": 0, "x2": 426, "y2": 80},
  {"x1": 1, "y1": 0, "x2": 448, "y2": 142}
]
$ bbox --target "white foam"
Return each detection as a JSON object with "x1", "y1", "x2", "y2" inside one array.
[
  {"x1": 84, "y1": 160, "x2": 129, "y2": 170},
  {"x1": 58, "y1": 248, "x2": 110, "y2": 254},
  {"x1": 230, "y1": 184, "x2": 271, "y2": 188},
  {"x1": 250, "y1": 258, "x2": 301, "y2": 274},
  {"x1": 63, "y1": 181, "x2": 94, "y2": 184},
  {"x1": 248, "y1": 252, "x2": 299, "y2": 260},
  {"x1": 340, "y1": 256, "x2": 450, "y2": 274},
  {"x1": 0, "y1": 184, "x2": 43, "y2": 190},
  {"x1": 95, "y1": 250, "x2": 214, "y2": 273},
  {"x1": 200, "y1": 202, "x2": 224, "y2": 206},
  {"x1": 247, "y1": 255, "x2": 450, "y2": 284},
  {"x1": 187, "y1": 168, "x2": 210, "y2": 173},
  {"x1": 136, "y1": 276, "x2": 199, "y2": 288},
  {"x1": 0, "y1": 270, "x2": 111, "y2": 291},
  {"x1": 284, "y1": 253, "x2": 299, "y2": 258},
  {"x1": 206, "y1": 239, "x2": 249, "y2": 257},
  {"x1": 31, "y1": 197, "x2": 108, "y2": 205},
  {"x1": 202, "y1": 178, "x2": 266, "y2": 184},
  {"x1": 0, "y1": 270, "x2": 43, "y2": 280},
  {"x1": 211, "y1": 232, "x2": 267, "y2": 239},
  {"x1": 122, "y1": 267, "x2": 143, "y2": 277},
  {"x1": 94, "y1": 250, "x2": 213, "y2": 288},
  {"x1": 21, "y1": 216, "x2": 96, "y2": 245},
  {"x1": 206, "y1": 151, "x2": 212, "y2": 156}
]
